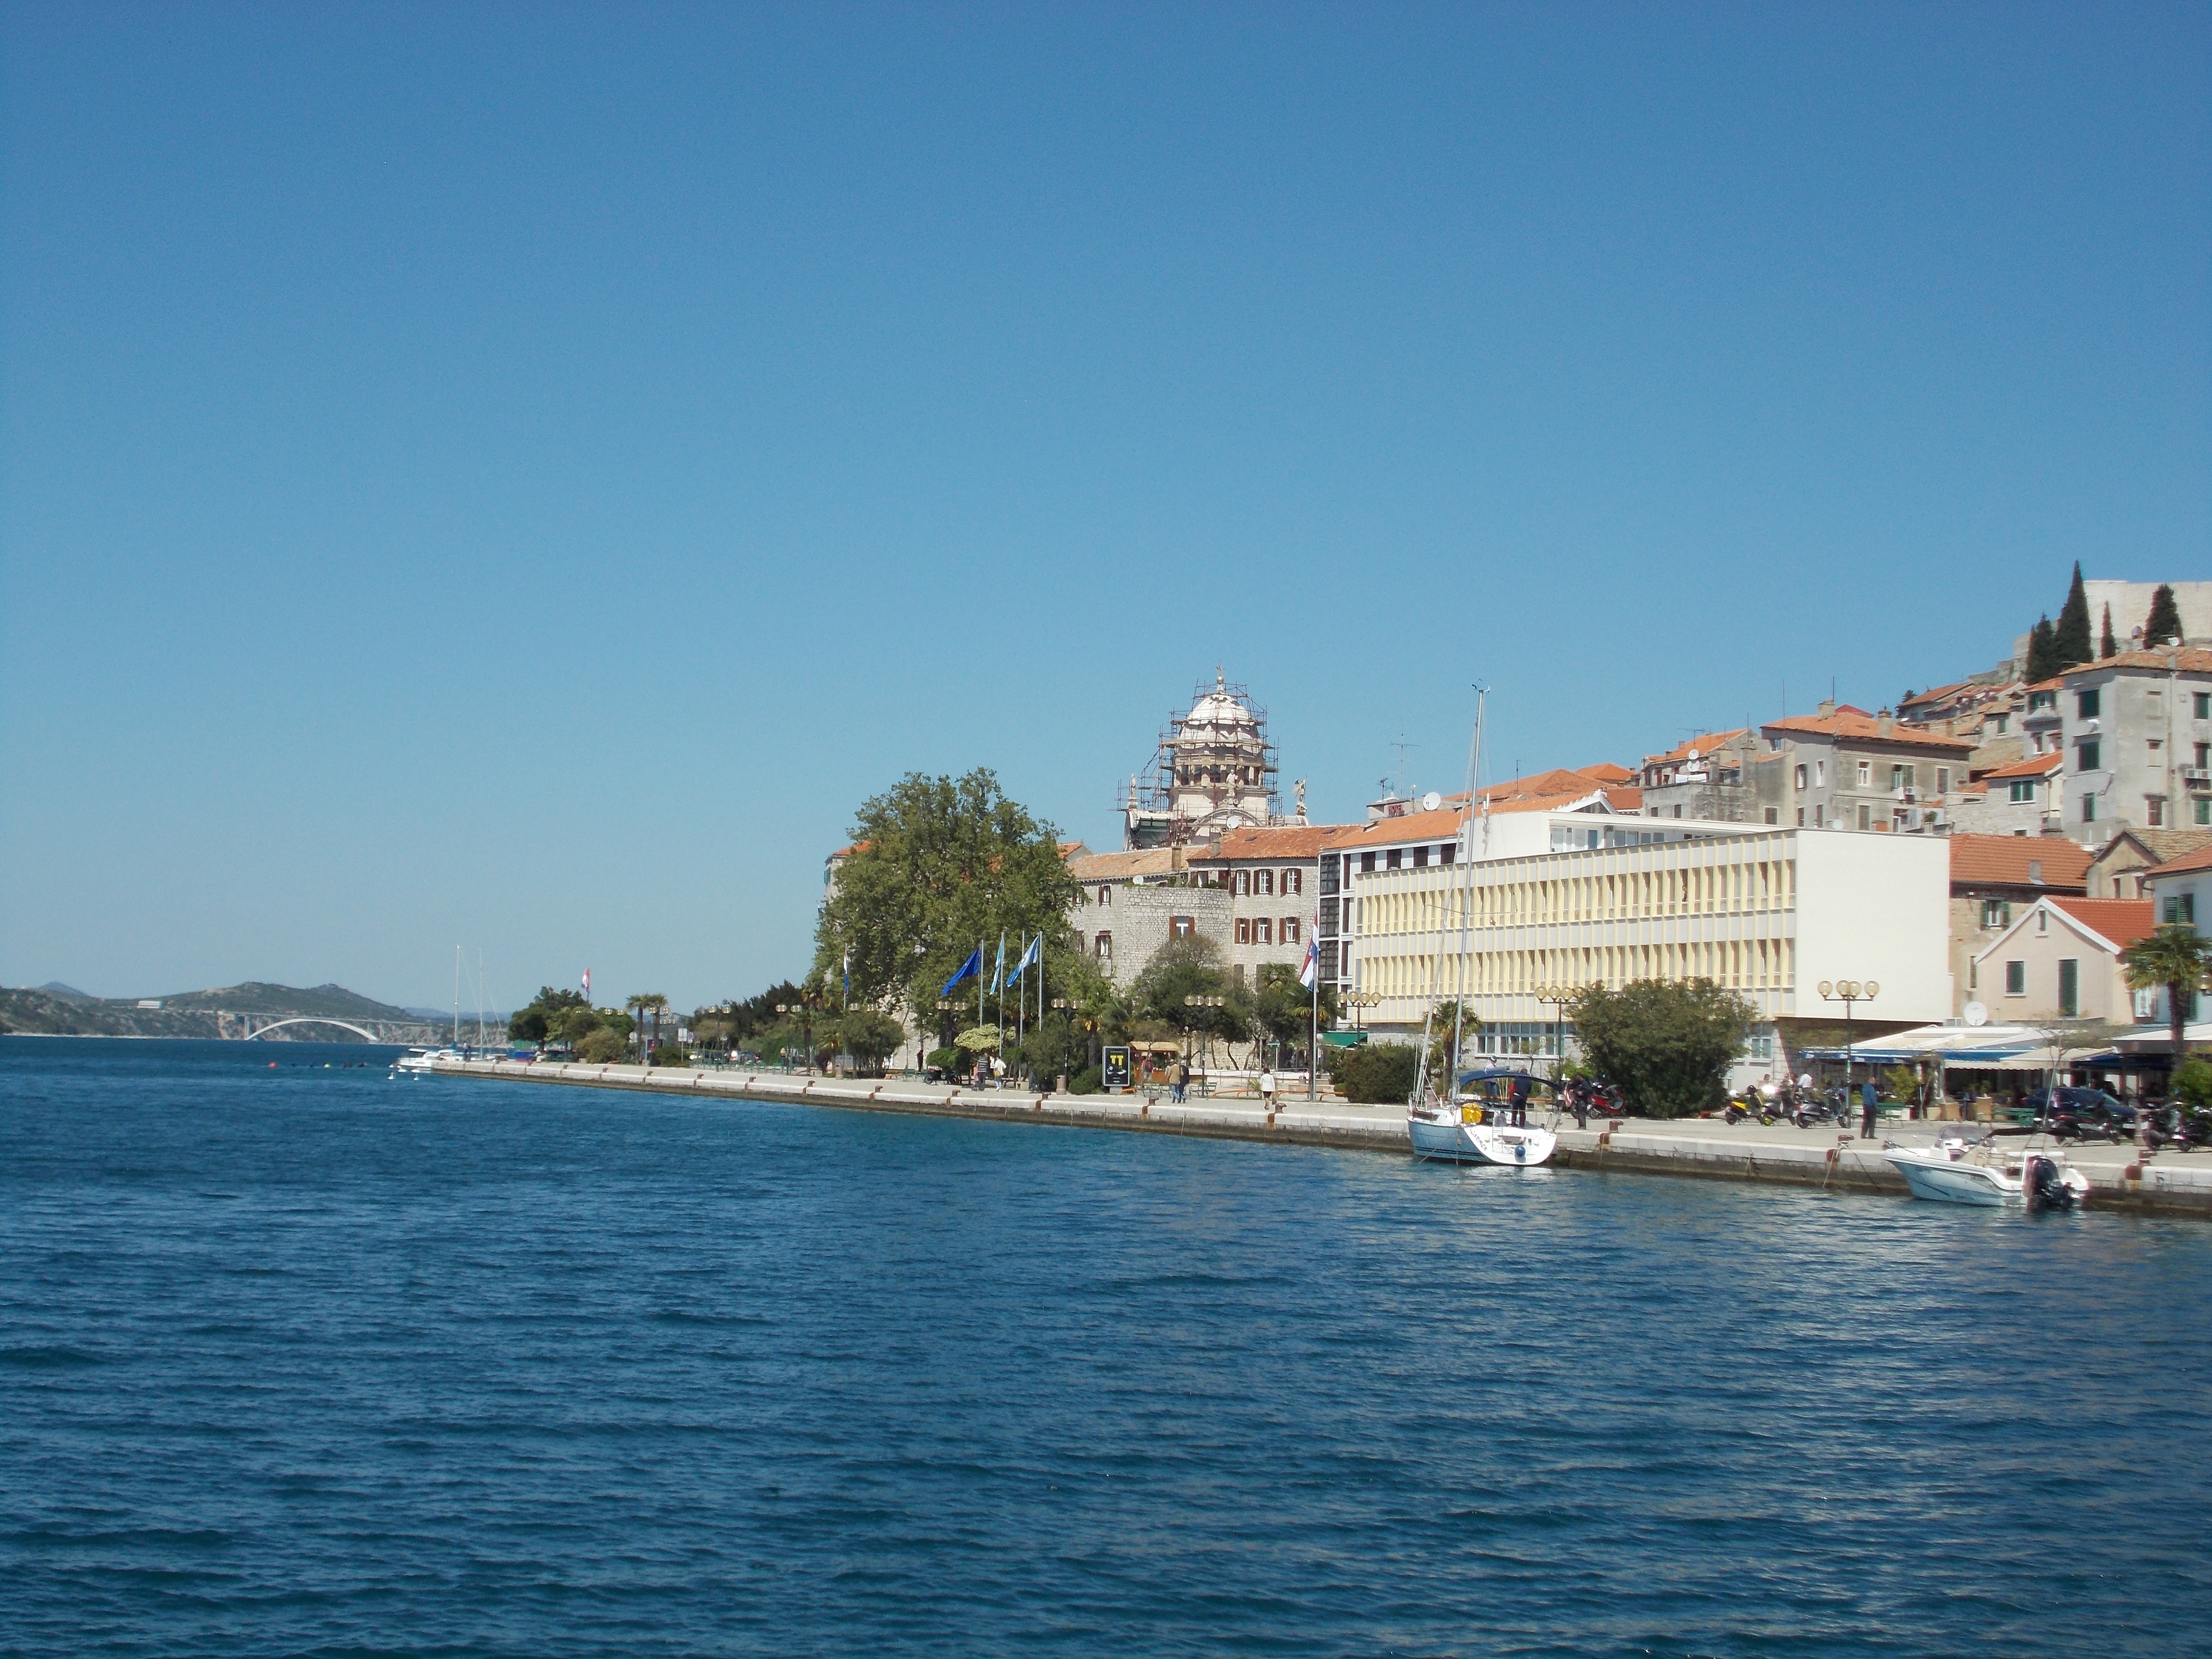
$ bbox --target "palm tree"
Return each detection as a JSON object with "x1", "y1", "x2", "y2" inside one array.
[{"x1": 2122, "y1": 924, "x2": 2212, "y2": 1085}]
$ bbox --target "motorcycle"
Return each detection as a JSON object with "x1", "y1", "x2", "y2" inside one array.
[
  {"x1": 2143, "y1": 1105, "x2": 2212, "y2": 1154},
  {"x1": 1723, "y1": 1086, "x2": 1778, "y2": 1128},
  {"x1": 1563, "y1": 1079, "x2": 1627, "y2": 1128}
]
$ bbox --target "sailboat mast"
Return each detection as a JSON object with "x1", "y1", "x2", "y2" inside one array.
[
  {"x1": 1452, "y1": 691, "x2": 1485, "y2": 1077},
  {"x1": 452, "y1": 946, "x2": 460, "y2": 1046}
]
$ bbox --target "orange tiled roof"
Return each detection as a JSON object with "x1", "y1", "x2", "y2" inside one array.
[
  {"x1": 2150, "y1": 842, "x2": 2212, "y2": 880},
  {"x1": 1576, "y1": 761, "x2": 1636, "y2": 784},
  {"x1": 1761, "y1": 707, "x2": 1975, "y2": 750},
  {"x1": 1642, "y1": 729, "x2": 1751, "y2": 767},
  {"x1": 1948, "y1": 834, "x2": 2090, "y2": 890},
  {"x1": 1980, "y1": 752, "x2": 2064, "y2": 781},
  {"x1": 2065, "y1": 647, "x2": 2212, "y2": 677},
  {"x1": 2050, "y1": 897, "x2": 2158, "y2": 950},
  {"x1": 1329, "y1": 806, "x2": 1470, "y2": 849},
  {"x1": 1190, "y1": 824, "x2": 1354, "y2": 863},
  {"x1": 1067, "y1": 849, "x2": 1180, "y2": 882}
]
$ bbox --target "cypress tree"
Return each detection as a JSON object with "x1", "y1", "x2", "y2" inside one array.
[
  {"x1": 2025, "y1": 615, "x2": 2059, "y2": 684},
  {"x1": 2143, "y1": 583, "x2": 2183, "y2": 648},
  {"x1": 2101, "y1": 603, "x2": 2118, "y2": 658},
  {"x1": 2054, "y1": 561, "x2": 2093, "y2": 668}
]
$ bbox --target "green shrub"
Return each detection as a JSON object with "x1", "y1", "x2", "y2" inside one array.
[
  {"x1": 1334, "y1": 1043, "x2": 1419, "y2": 1104},
  {"x1": 577, "y1": 1029, "x2": 624, "y2": 1064},
  {"x1": 926, "y1": 1046, "x2": 965, "y2": 1073},
  {"x1": 649, "y1": 1044, "x2": 690, "y2": 1067},
  {"x1": 1069, "y1": 1066, "x2": 1102, "y2": 1095},
  {"x1": 2174, "y1": 1052, "x2": 2212, "y2": 1108},
  {"x1": 1569, "y1": 977, "x2": 1758, "y2": 1119}
]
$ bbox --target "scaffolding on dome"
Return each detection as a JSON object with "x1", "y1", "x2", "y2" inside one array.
[{"x1": 1121, "y1": 671, "x2": 1284, "y2": 850}]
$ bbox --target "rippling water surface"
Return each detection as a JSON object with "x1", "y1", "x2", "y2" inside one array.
[{"x1": 4, "y1": 1037, "x2": 2209, "y2": 1656}]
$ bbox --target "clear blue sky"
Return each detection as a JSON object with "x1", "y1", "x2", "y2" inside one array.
[{"x1": 4, "y1": 3, "x2": 2206, "y2": 1011}]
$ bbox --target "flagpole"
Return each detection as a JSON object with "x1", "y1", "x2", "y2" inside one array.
[{"x1": 1309, "y1": 911, "x2": 1320, "y2": 1103}]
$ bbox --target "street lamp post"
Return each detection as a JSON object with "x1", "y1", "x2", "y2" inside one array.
[
  {"x1": 1532, "y1": 984, "x2": 1579, "y2": 1082},
  {"x1": 1050, "y1": 998, "x2": 1070, "y2": 1091},
  {"x1": 1817, "y1": 978, "x2": 1878, "y2": 1111},
  {"x1": 1183, "y1": 993, "x2": 1225, "y2": 1085}
]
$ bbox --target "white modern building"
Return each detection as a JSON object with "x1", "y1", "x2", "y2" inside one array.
[{"x1": 1343, "y1": 819, "x2": 1951, "y2": 1077}]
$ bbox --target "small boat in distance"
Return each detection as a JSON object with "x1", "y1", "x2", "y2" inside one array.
[
  {"x1": 1401, "y1": 687, "x2": 1558, "y2": 1171},
  {"x1": 391, "y1": 1046, "x2": 464, "y2": 1077},
  {"x1": 1886, "y1": 1135, "x2": 2088, "y2": 1209}
]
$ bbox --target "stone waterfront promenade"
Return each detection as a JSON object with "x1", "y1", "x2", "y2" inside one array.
[{"x1": 430, "y1": 1056, "x2": 2212, "y2": 1219}]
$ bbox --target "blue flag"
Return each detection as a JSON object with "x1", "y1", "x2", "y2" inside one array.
[{"x1": 941, "y1": 948, "x2": 982, "y2": 996}]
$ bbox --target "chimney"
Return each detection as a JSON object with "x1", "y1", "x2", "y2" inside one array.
[
  {"x1": 1878, "y1": 708, "x2": 1894, "y2": 736},
  {"x1": 1817, "y1": 698, "x2": 1837, "y2": 719}
]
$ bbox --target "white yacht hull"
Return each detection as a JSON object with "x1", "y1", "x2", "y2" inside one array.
[
  {"x1": 1408, "y1": 1113, "x2": 1557, "y2": 1167},
  {"x1": 1886, "y1": 1146, "x2": 2089, "y2": 1207}
]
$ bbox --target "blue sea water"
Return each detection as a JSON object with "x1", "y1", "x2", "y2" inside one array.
[{"x1": 2, "y1": 1038, "x2": 2208, "y2": 1657}]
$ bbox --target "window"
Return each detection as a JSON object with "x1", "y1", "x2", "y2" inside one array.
[
  {"x1": 1813, "y1": 805, "x2": 1824, "y2": 827},
  {"x1": 2029, "y1": 690, "x2": 2056, "y2": 713},
  {"x1": 2009, "y1": 780, "x2": 2036, "y2": 803},
  {"x1": 1283, "y1": 868, "x2": 1302, "y2": 896},
  {"x1": 2037, "y1": 909, "x2": 2048, "y2": 934},
  {"x1": 1981, "y1": 900, "x2": 2012, "y2": 929},
  {"x1": 2148, "y1": 797, "x2": 2166, "y2": 828},
  {"x1": 1235, "y1": 918, "x2": 1251, "y2": 945},
  {"x1": 1857, "y1": 760, "x2": 1872, "y2": 786},
  {"x1": 1254, "y1": 918, "x2": 1272, "y2": 945},
  {"x1": 2196, "y1": 743, "x2": 2209, "y2": 769},
  {"x1": 1439, "y1": 842, "x2": 1455, "y2": 865},
  {"x1": 1937, "y1": 768, "x2": 1951, "y2": 794},
  {"x1": 1411, "y1": 846, "x2": 1428, "y2": 868},
  {"x1": 1258, "y1": 869, "x2": 1275, "y2": 896},
  {"x1": 1320, "y1": 854, "x2": 1339, "y2": 894},
  {"x1": 2198, "y1": 692, "x2": 2211, "y2": 720},
  {"x1": 1094, "y1": 932, "x2": 1112, "y2": 959},
  {"x1": 1993, "y1": 714, "x2": 2009, "y2": 734},
  {"x1": 1764, "y1": 807, "x2": 1779, "y2": 825},
  {"x1": 1672, "y1": 804, "x2": 1683, "y2": 819},
  {"x1": 2005, "y1": 960, "x2": 2026, "y2": 996},
  {"x1": 2200, "y1": 798, "x2": 2212, "y2": 826},
  {"x1": 2078, "y1": 741, "x2": 2100, "y2": 772},
  {"x1": 1858, "y1": 804, "x2": 1873, "y2": 830},
  {"x1": 1794, "y1": 764, "x2": 1807, "y2": 791},
  {"x1": 2083, "y1": 795, "x2": 2097, "y2": 823},
  {"x1": 1796, "y1": 807, "x2": 1805, "y2": 826},
  {"x1": 1360, "y1": 851, "x2": 1376, "y2": 874},
  {"x1": 1170, "y1": 915, "x2": 1194, "y2": 938},
  {"x1": 1282, "y1": 916, "x2": 1300, "y2": 944},
  {"x1": 2058, "y1": 958, "x2": 2079, "y2": 1018},
  {"x1": 1890, "y1": 764, "x2": 1914, "y2": 791},
  {"x1": 1385, "y1": 848, "x2": 1402, "y2": 869},
  {"x1": 1097, "y1": 885, "x2": 1113, "y2": 907},
  {"x1": 2165, "y1": 895, "x2": 2197, "y2": 925},
  {"x1": 1816, "y1": 760, "x2": 1826, "y2": 786},
  {"x1": 2078, "y1": 688, "x2": 2100, "y2": 720}
]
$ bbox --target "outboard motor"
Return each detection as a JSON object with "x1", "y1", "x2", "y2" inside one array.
[{"x1": 2025, "y1": 1154, "x2": 2077, "y2": 1214}]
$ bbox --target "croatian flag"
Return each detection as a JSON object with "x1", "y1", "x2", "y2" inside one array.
[
  {"x1": 1299, "y1": 929, "x2": 1319, "y2": 990},
  {"x1": 581, "y1": 968, "x2": 591, "y2": 999}
]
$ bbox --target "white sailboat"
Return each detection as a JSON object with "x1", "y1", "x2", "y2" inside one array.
[{"x1": 1406, "y1": 688, "x2": 1557, "y2": 1168}]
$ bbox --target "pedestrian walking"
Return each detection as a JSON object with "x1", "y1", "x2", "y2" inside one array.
[
  {"x1": 1859, "y1": 1079, "x2": 1878, "y2": 1139},
  {"x1": 1170, "y1": 1058, "x2": 1188, "y2": 1103},
  {"x1": 1259, "y1": 1067, "x2": 1276, "y2": 1110}
]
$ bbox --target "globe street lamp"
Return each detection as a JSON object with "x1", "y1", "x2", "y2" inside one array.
[
  {"x1": 1817, "y1": 979, "x2": 1878, "y2": 1101},
  {"x1": 1532, "y1": 984, "x2": 1581, "y2": 1082},
  {"x1": 1183, "y1": 992, "x2": 1226, "y2": 1074}
]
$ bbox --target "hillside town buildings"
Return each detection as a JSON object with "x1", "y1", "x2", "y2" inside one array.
[{"x1": 823, "y1": 610, "x2": 2212, "y2": 1084}]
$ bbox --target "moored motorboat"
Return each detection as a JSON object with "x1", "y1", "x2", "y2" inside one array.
[
  {"x1": 391, "y1": 1046, "x2": 463, "y2": 1077},
  {"x1": 1886, "y1": 1135, "x2": 2088, "y2": 1208}
]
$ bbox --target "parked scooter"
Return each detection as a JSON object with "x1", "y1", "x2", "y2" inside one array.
[
  {"x1": 1723, "y1": 1086, "x2": 1778, "y2": 1128},
  {"x1": 2143, "y1": 1105, "x2": 2212, "y2": 1154},
  {"x1": 1563, "y1": 1078, "x2": 1627, "y2": 1128}
]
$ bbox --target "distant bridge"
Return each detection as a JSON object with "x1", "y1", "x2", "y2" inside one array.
[{"x1": 222, "y1": 1012, "x2": 462, "y2": 1044}]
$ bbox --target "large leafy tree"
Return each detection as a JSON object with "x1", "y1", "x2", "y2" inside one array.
[
  {"x1": 1568, "y1": 977, "x2": 1758, "y2": 1119},
  {"x1": 2122, "y1": 925, "x2": 2212, "y2": 1075},
  {"x1": 1127, "y1": 935, "x2": 1251, "y2": 1048},
  {"x1": 2143, "y1": 583, "x2": 2183, "y2": 648},
  {"x1": 2054, "y1": 561, "x2": 2094, "y2": 669},
  {"x1": 816, "y1": 769, "x2": 1079, "y2": 1022}
]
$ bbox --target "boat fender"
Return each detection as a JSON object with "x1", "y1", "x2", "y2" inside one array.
[{"x1": 1464, "y1": 1106, "x2": 1483, "y2": 1125}]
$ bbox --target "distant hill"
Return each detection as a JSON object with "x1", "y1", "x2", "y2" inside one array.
[
  {"x1": 150, "y1": 982, "x2": 424, "y2": 1021},
  {"x1": 38, "y1": 982, "x2": 96, "y2": 1000},
  {"x1": 0, "y1": 981, "x2": 475, "y2": 1042}
]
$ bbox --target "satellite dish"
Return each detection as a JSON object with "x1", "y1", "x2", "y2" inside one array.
[
  {"x1": 1963, "y1": 1001, "x2": 1989, "y2": 1027},
  {"x1": 1420, "y1": 791, "x2": 1443, "y2": 812}
]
